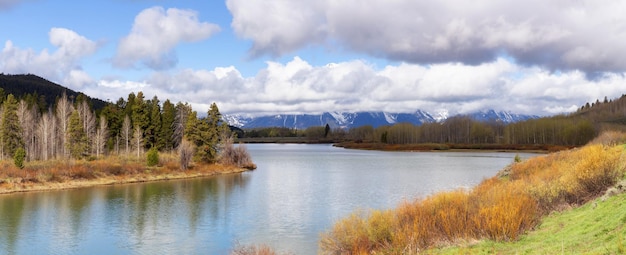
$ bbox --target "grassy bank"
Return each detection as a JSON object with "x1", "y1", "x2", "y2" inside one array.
[
  {"x1": 319, "y1": 143, "x2": 626, "y2": 254},
  {"x1": 432, "y1": 183, "x2": 626, "y2": 254},
  {"x1": 0, "y1": 153, "x2": 254, "y2": 194}
]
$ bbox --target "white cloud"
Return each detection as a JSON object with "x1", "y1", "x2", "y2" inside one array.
[
  {"x1": 227, "y1": 0, "x2": 626, "y2": 74},
  {"x1": 0, "y1": 28, "x2": 97, "y2": 90},
  {"x1": 84, "y1": 57, "x2": 626, "y2": 117},
  {"x1": 114, "y1": 6, "x2": 220, "y2": 70}
]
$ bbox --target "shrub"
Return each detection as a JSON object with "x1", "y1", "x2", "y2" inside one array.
[
  {"x1": 219, "y1": 137, "x2": 256, "y2": 169},
  {"x1": 13, "y1": 147, "x2": 26, "y2": 169},
  {"x1": 514, "y1": 154, "x2": 522, "y2": 163},
  {"x1": 179, "y1": 139, "x2": 194, "y2": 170},
  {"x1": 146, "y1": 147, "x2": 159, "y2": 167}
]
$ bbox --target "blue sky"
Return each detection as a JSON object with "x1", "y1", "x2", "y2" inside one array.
[{"x1": 2, "y1": 0, "x2": 626, "y2": 117}]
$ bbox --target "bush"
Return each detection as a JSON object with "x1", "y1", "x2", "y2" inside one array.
[
  {"x1": 13, "y1": 147, "x2": 26, "y2": 169},
  {"x1": 219, "y1": 137, "x2": 256, "y2": 169},
  {"x1": 146, "y1": 147, "x2": 159, "y2": 167},
  {"x1": 179, "y1": 139, "x2": 194, "y2": 170}
]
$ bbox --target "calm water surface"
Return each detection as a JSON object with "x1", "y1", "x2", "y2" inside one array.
[{"x1": 0, "y1": 144, "x2": 537, "y2": 254}]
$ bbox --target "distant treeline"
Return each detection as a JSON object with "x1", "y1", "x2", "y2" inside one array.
[{"x1": 241, "y1": 95, "x2": 626, "y2": 147}]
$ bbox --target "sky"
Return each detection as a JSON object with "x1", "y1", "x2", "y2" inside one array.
[{"x1": 2, "y1": 0, "x2": 626, "y2": 117}]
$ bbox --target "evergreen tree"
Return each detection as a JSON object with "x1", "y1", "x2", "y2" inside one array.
[
  {"x1": 159, "y1": 99, "x2": 176, "y2": 151},
  {"x1": 145, "y1": 96, "x2": 161, "y2": 149},
  {"x1": 67, "y1": 110, "x2": 89, "y2": 159},
  {"x1": 1, "y1": 94, "x2": 23, "y2": 158},
  {"x1": 131, "y1": 92, "x2": 149, "y2": 138}
]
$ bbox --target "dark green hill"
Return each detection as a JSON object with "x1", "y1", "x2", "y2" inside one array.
[{"x1": 0, "y1": 73, "x2": 107, "y2": 110}]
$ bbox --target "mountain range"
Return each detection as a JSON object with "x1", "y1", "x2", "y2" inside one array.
[
  {"x1": 0, "y1": 74, "x2": 538, "y2": 130},
  {"x1": 224, "y1": 110, "x2": 538, "y2": 129}
]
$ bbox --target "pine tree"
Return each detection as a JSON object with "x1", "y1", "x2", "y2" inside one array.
[
  {"x1": 1, "y1": 94, "x2": 24, "y2": 158},
  {"x1": 131, "y1": 92, "x2": 149, "y2": 148},
  {"x1": 67, "y1": 110, "x2": 89, "y2": 159},
  {"x1": 145, "y1": 96, "x2": 161, "y2": 149},
  {"x1": 159, "y1": 99, "x2": 176, "y2": 151}
]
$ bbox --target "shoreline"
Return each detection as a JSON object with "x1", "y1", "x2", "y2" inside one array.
[
  {"x1": 0, "y1": 164, "x2": 251, "y2": 195},
  {"x1": 333, "y1": 141, "x2": 571, "y2": 153}
]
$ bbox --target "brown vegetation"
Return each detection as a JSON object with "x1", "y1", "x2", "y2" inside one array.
[
  {"x1": 335, "y1": 141, "x2": 571, "y2": 152},
  {"x1": 220, "y1": 137, "x2": 256, "y2": 170},
  {"x1": 0, "y1": 153, "x2": 251, "y2": 194},
  {"x1": 320, "y1": 138, "x2": 625, "y2": 254}
]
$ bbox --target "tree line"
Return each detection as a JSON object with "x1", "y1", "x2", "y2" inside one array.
[
  {"x1": 343, "y1": 115, "x2": 596, "y2": 146},
  {"x1": 0, "y1": 90, "x2": 230, "y2": 168}
]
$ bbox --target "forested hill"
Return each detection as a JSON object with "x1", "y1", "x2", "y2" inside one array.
[
  {"x1": 573, "y1": 94, "x2": 626, "y2": 127},
  {"x1": 0, "y1": 74, "x2": 107, "y2": 110}
]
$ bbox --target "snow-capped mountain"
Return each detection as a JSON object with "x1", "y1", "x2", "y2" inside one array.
[
  {"x1": 224, "y1": 109, "x2": 536, "y2": 129},
  {"x1": 468, "y1": 110, "x2": 538, "y2": 123}
]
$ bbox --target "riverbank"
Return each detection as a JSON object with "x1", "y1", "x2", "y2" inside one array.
[
  {"x1": 432, "y1": 180, "x2": 626, "y2": 254},
  {"x1": 334, "y1": 141, "x2": 572, "y2": 153},
  {"x1": 0, "y1": 155, "x2": 254, "y2": 195},
  {"x1": 319, "y1": 143, "x2": 626, "y2": 253}
]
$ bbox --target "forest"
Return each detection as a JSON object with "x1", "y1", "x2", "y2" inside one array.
[{"x1": 0, "y1": 87, "x2": 247, "y2": 170}]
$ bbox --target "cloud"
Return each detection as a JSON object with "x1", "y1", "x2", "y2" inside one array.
[
  {"x1": 114, "y1": 6, "x2": 220, "y2": 70},
  {"x1": 84, "y1": 57, "x2": 626, "y2": 117},
  {"x1": 0, "y1": 27, "x2": 98, "y2": 89},
  {"x1": 227, "y1": 0, "x2": 626, "y2": 74}
]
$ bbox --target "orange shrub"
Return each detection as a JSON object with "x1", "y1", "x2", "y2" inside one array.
[{"x1": 321, "y1": 144, "x2": 626, "y2": 254}]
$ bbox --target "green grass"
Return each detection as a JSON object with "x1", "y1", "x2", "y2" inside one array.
[{"x1": 430, "y1": 190, "x2": 626, "y2": 254}]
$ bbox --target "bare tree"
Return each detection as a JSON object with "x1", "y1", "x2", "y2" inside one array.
[
  {"x1": 179, "y1": 139, "x2": 194, "y2": 170},
  {"x1": 173, "y1": 103, "x2": 191, "y2": 149},
  {"x1": 121, "y1": 115, "x2": 131, "y2": 154},
  {"x1": 132, "y1": 125, "x2": 144, "y2": 158},
  {"x1": 94, "y1": 115, "x2": 108, "y2": 158},
  {"x1": 37, "y1": 109, "x2": 57, "y2": 161},
  {"x1": 17, "y1": 100, "x2": 38, "y2": 161},
  {"x1": 56, "y1": 93, "x2": 74, "y2": 159}
]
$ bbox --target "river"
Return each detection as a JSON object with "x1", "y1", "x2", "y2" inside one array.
[{"x1": 0, "y1": 144, "x2": 537, "y2": 254}]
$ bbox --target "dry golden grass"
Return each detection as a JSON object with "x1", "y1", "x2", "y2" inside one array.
[
  {"x1": 0, "y1": 153, "x2": 252, "y2": 194},
  {"x1": 320, "y1": 144, "x2": 626, "y2": 254}
]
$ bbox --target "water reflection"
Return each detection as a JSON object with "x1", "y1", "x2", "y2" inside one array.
[
  {"x1": 0, "y1": 173, "x2": 250, "y2": 254},
  {"x1": 0, "y1": 144, "x2": 536, "y2": 255}
]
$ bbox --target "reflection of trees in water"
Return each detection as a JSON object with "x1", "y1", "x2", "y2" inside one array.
[
  {"x1": 180, "y1": 173, "x2": 251, "y2": 233},
  {"x1": 101, "y1": 173, "x2": 251, "y2": 249},
  {"x1": 0, "y1": 174, "x2": 251, "y2": 253},
  {"x1": 0, "y1": 188, "x2": 93, "y2": 254},
  {"x1": 0, "y1": 195, "x2": 25, "y2": 254}
]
